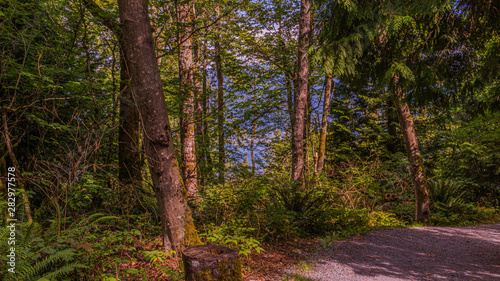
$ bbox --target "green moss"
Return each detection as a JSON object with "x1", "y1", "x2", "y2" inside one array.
[
  {"x1": 193, "y1": 259, "x2": 242, "y2": 281},
  {"x1": 182, "y1": 206, "x2": 202, "y2": 248}
]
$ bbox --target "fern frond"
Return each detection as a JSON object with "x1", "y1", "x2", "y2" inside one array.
[
  {"x1": 87, "y1": 215, "x2": 118, "y2": 228},
  {"x1": 63, "y1": 213, "x2": 117, "y2": 238},
  {"x1": 384, "y1": 62, "x2": 415, "y2": 84},
  {"x1": 0, "y1": 226, "x2": 9, "y2": 239},
  {"x1": 41, "y1": 263, "x2": 88, "y2": 280},
  {"x1": 19, "y1": 249, "x2": 77, "y2": 279},
  {"x1": 21, "y1": 222, "x2": 40, "y2": 245}
]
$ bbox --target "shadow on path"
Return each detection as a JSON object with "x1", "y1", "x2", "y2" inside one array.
[{"x1": 301, "y1": 224, "x2": 500, "y2": 280}]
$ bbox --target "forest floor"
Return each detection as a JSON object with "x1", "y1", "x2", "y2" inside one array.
[
  {"x1": 94, "y1": 223, "x2": 500, "y2": 280},
  {"x1": 258, "y1": 223, "x2": 500, "y2": 281},
  {"x1": 241, "y1": 238, "x2": 323, "y2": 280}
]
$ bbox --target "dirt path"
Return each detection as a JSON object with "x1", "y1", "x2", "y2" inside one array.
[{"x1": 291, "y1": 224, "x2": 500, "y2": 280}]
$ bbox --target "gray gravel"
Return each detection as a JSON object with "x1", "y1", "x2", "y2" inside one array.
[{"x1": 290, "y1": 224, "x2": 500, "y2": 280}]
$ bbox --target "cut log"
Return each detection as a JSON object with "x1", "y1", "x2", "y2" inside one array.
[{"x1": 182, "y1": 245, "x2": 242, "y2": 281}]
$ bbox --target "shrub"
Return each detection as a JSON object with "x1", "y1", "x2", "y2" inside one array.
[
  {"x1": 428, "y1": 179, "x2": 467, "y2": 208},
  {"x1": 200, "y1": 223, "x2": 264, "y2": 257}
]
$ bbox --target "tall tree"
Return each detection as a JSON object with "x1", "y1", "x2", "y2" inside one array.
[
  {"x1": 117, "y1": 0, "x2": 200, "y2": 252},
  {"x1": 317, "y1": 75, "x2": 334, "y2": 172},
  {"x1": 392, "y1": 79, "x2": 430, "y2": 223},
  {"x1": 194, "y1": 43, "x2": 204, "y2": 186},
  {"x1": 384, "y1": 99, "x2": 400, "y2": 154},
  {"x1": 118, "y1": 57, "x2": 143, "y2": 193},
  {"x1": 176, "y1": 0, "x2": 198, "y2": 197},
  {"x1": 291, "y1": 0, "x2": 311, "y2": 183},
  {"x1": 215, "y1": 6, "x2": 225, "y2": 184},
  {"x1": 201, "y1": 42, "x2": 213, "y2": 184},
  {"x1": 83, "y1": 0, "x2": 143, "y2": 195}
]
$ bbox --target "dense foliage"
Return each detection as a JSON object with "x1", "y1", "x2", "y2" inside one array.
[{"x1": 1, "y1": 0, "x2": 498, "y2": 279}]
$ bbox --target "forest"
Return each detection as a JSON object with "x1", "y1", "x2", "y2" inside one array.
[{"x1": 0, "y1": 0, "x2": 499, "y2": 280}]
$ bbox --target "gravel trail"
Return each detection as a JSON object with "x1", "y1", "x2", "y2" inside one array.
[{"x1": 293, "y1": 224, "x2": 500, "y2": 280}]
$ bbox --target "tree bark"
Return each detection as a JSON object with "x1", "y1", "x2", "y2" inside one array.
[
  {"x1": 176, "y1": 0, "x2": 198, "y2": 198},
  {"x1": 194, "y1": 44, "x2": 204, "y2": 186},
  {"x1": 304, "y1": 85, "x2": 312, "y2": 177},
  {"x1": 117, "y1": 0, "x2": 200, "y2": 252},
  {"x1": 392, "y1": 84, "x2": 431, "y2": 223},
  {"x1": 385, "y1": 99, "x2": 400, "y2": 154},
  {"x1": 317, "y1": 75, "x2": 334, "y2": 173},
  {"x1": 118, "y1": 57, "x2": 143, "y2": 191},
  {"x1": 280, "y1": 18, "x2": 294, "y2": 131},
  {"x1": 291, "y1": 0, "x2": 311, "y2": 183},
  {"x1": 285, "y1": 74, "x2": 294, "y2": 126},
  {"x1": 215, "y1": 6, "x2": 225, "y2": 184},
  {"x1": 201, "y1": 44, "x2": 213, "y2": 181}
]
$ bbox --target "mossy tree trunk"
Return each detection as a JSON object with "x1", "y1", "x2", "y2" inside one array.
[
  {"x1": 117, "y1": 0, "x2": 201, "y2": 252},
  {"x1": 183, "y1": 245, "x2": 242, "y2": 281}
]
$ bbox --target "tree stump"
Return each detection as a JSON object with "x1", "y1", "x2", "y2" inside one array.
[{"x1": 182, "y1": 245, "x2": 242, "y2": 281}]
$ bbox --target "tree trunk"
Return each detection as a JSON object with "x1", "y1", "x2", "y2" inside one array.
[
  {"x1": 280, "y1": 18, "x2": 294, "y2": 130},
  {"x1": 82, "y1": 0, "x2": 143, "y2": 199},
  {"x1": 392, "y1": 85, "x2": 431, "y2": 223},
  {"x1": 117, "y1": 0, "x2": 200, "y2": 252},
  {"x1": 215, "y1": 6, "x2": 225, "y2": 184},
  {"x1": 118, "y1": 57, "x2": 143, "y2": 192},
  {"x1": 176, "y1": 0, "x2": 198, "y2": 198},
  {"x1": 317, "y1": 75, "x2": 334, "y2": 173},
  {"x1": 193, "y1": 5, "x2": 206, "y2": 187},
  {"x1": 304, "y1": 85, "x2": 312, "y2": 177},
  {"x1": 385, "y1": 99, "x2": 400, "y2": 154},
  {"x1": 202, "y1": 45, "x2": 213, "y2": 181},
  {"x1": 285, "y1": 74, "x2": 294, "y2": 126},
  {"x1": 194, "y1": 45, "x2": 204, "y2": 187},
  {"x1": 291, "y1": 0, "x2": 311, "y2": 183}
]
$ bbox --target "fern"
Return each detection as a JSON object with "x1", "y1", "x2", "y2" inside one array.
[
  {"x1": 42, "y1": 213, "x2": 118, "y2": 244},
  {"x1": 19, "y1": 249, "x2": 77, "y2": 278},
  {"x1": 0, "y1": 226, "x2": 8, "y2": 239},
  {"x1": 0, "y1": 218, "x2": 96, "y2": 281},
  {"x1": 428, "y1": 179, "x2": 467, "y2": 208},
  {"x1": 39, "y1": 263, "x2": 88, "y2": 280},
  {"x1": 384, "y1": 62, "x2": 415, "y2": 84}
]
